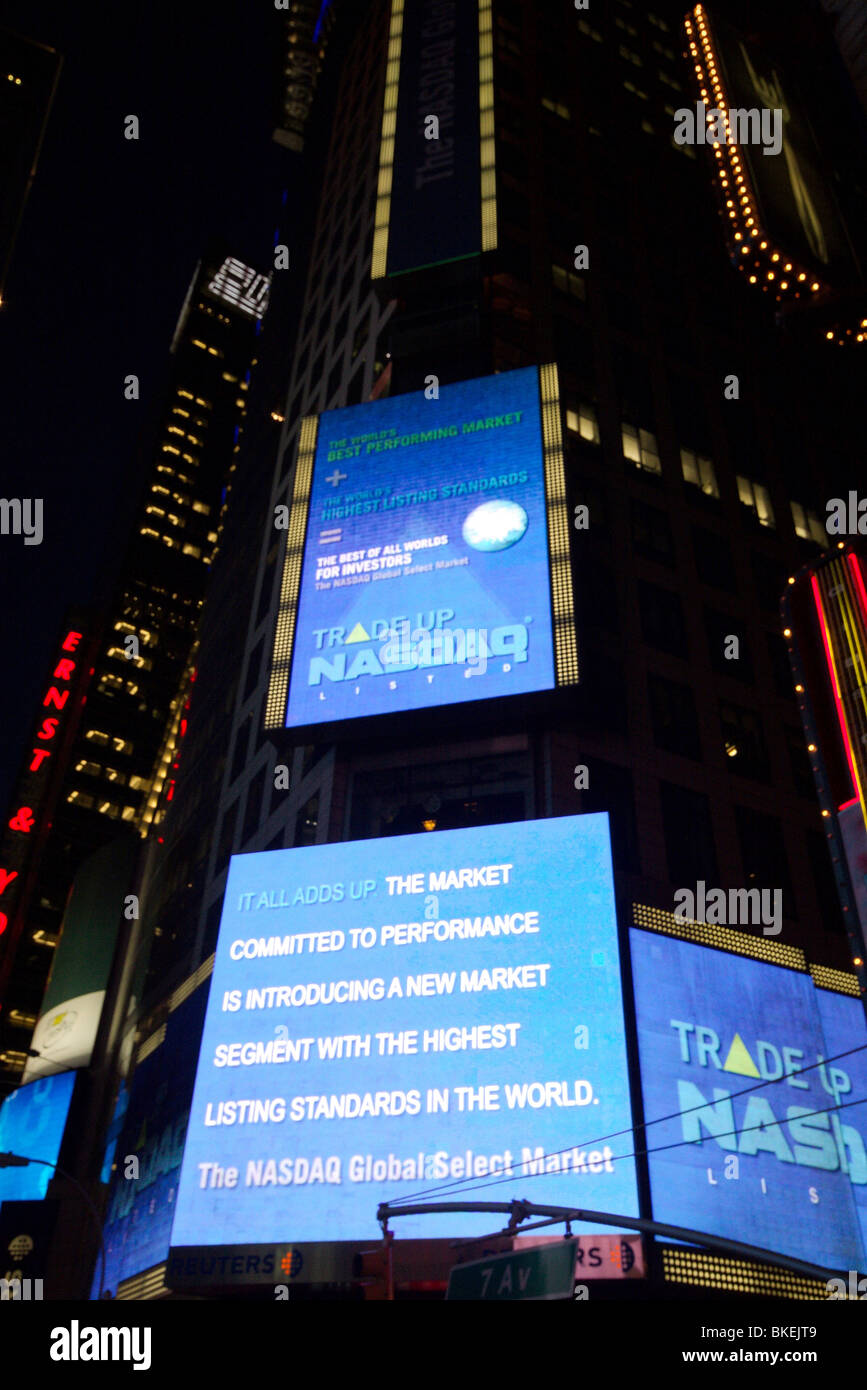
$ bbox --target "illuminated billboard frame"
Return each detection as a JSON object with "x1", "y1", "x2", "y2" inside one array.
[
  {"x1": 371, "y1": 0, "x2": 496, "y2": 281},
  {"x1": 264, "y1": 363, "x2": 578, "y2": 735},
  {"x1": 630, "y1": 902, "x2": 867, "y2": 1282}
]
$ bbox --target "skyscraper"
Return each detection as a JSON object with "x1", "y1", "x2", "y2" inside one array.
[
  {"x1": 0, "y1": 27, "x2": 62, "y2": 306},
  {"x1": 0, "y1": 248, "x2": 267, "y2": 1092},
  {"x1": 78, "y1": 0, "x2": 867, "y2": 1300}
]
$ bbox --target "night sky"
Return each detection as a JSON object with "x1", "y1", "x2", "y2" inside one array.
[{"x1": 0, "y1": 0, "x2": 285, "y2": 811}]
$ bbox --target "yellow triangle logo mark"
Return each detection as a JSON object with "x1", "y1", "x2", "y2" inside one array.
[
  {"x1": 722, "y1": 1033, "x2": 760, "y2": 1077},
  {"x1": 345, "y1": 623, "x2": 370, "y2": 644}
]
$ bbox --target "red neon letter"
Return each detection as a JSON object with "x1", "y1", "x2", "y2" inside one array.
[
  {"x1": 0, "y1": 868, "x2": 18, "y2": 894},
  {"x1": 37, "y1": 717, "x2": 59, "y2": 741},
  {"x1": 8, "y1": 807, "x2": 35, "y2": 833},
  {"x1": 53, "y1": 658, "x2": 76, "y2": 681},
  {"x1": 0, "y1": 911, "x2": 7, "y2": 936},
  {"x1": 29, "y1": 748, "x2": 51, "y2": 772},
  {"x1": 62, "y1": 630, "x2": 83, "y2": 652},
  {"x1": 42, "y1": 687, "x2": 69, "y2": 711}
]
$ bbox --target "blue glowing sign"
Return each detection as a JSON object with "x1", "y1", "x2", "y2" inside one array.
[
  {"x1": 279, "y1": 367, "x2": 556, "y2": 731},
  {"x1": 171, "y1": 815, "x2": 638, "y2": 1246},
  {"x1": 0, "y1": 1070, "x2": 76, "y2": 1207},
  {"x1": 630, "y1": 928, "x2": 867, "y2": 1271}
]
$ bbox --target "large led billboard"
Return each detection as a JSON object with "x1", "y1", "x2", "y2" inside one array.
[
  {"x1": 265, "y1": 365, "x2": 577, "y2": 735},
  {"x1": 170, "y1": 815, "x2": 638, "y2": 1249},
  {"x1": 631, "y1": 926, "x2": 867, "y2": 1272},
  {"x1": 93, "y1": 984, "x2": 208, "y2": 1298},
  {"x1": 0, "y1": 1069, "x2": 76, "y2": 1207}
]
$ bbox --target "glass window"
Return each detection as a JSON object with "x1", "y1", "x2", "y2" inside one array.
[
  {"x1": 681, "y1": 448, "x2": 719, "y2": 497},
  {"x1": 737, "y1": 475, "x2": 775, "y2": 528},
  {"x1": 622, "y1": 423, "x2": 661, "y2": 474},
  {"x1": 790, "y1": 500, "x2": 827, "y2": 547},
  {"x1": 566, "y1": 403, "x2": 599, "y2": 443},
  {"x1": 648, "y1": 675, "x2": 701, "y2": 758},
  {"x1": 638, "y1": 582, "x2": 688, "y2": 656},
  {"x1": 720, "y1": 701, "x2": 769, "y2": 780},
  {"x1": 660, "y1": 782, "x2": 718, "y2": 886}
]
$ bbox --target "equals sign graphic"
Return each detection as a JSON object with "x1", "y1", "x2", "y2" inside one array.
[{"x1": 319, "y1": 529, "x2": 342, "y2": 544}]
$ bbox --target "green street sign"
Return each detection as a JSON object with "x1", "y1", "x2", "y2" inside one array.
[{"x1": 446, "y1": 1241, "x2": 577, "y2": 1301}]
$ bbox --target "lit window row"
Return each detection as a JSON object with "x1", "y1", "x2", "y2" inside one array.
[
  {"x1": 75, "y1": 758, "x2": 127, "y2": 784},
  {"x1": 623, "y1": 80, "x2": 648, "y2": 101},
  {"x1": 177, "y1": 388, "x2": 211, "y2": 408},
  {"x1": 85, "y1": 730, "x2": 133, "y2": 754},
  {"x1": 190, "y1": 339, "x2": 223, "y2": 358},
  {"x1": 105, "y1": 645, "x2": 152, "y2": 670},
  {"x1": 98, "y1": 672, "x2": 139, "y2": 696},
  {"x1": 577, "y1": 18, "x2": 602, "y2": 41},
  {"x1": 541, "y1": 97, "x2": 570, "y2": 120},
  {"x1": 67, "y1": 789, "x2": 135, "y2": 821},
  {"x1": 551, "y1": 264, "x2": 586, "y2": 301}
]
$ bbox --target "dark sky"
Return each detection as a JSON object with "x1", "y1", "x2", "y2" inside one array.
[{"x1": 0, "y1": 0, "x2": 285, "y2": 810}]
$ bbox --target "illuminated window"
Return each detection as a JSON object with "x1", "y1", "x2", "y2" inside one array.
[
  {"x1": 618, "y1": 45, "x2": 642, "y2": 66},
  {"x1": 172, "y1": 407, "x2": 190, "y2": 419},
  {"x1": 551, "y1": 264, "x2": 586, "y2": 301},
  {"x1": 67, "y1": 790, "x2": 96, "y2": 809},
  {"x1": 121, "y1": 805, "x2": 136, "y2": 822},
  {"x1": 623, "y1": 81, "x2": 648, "y2": 101},
  {"x1": 614, "y1": 16, "x2": 637, "y2": 35},
  {"x1": 566, "y1": 404, "x2": 600, "y2": 444},
  {"x1": 187, "y1": 434, "x2": 202, "y2": 447},
  {"x1": 648, "y1": 11, "x2": 669, "y2": 29},
  {"x1": 162, "y1": 445, "x2": 180, "y2": 456},
  {"x1": 206, "y1": 530, "x2": 218, "y2": 543},
  {"x1": 182, "y1": 543, "x2": 202, "y2": 558},
  {"x1": 195, "y1": 397, "x2": 211, "y2": 408},
  {"x1": 222, "y1": 372, "x2": 238, "y2": 383},
  {"x1": 75, "y1": 759, "x2": 101, "y2": 776},
  {"x1": 652, "y1": 40, "x2": 675, "y2": 59},
  {"x1": 681, "y1": 449, "x2": 719, "y2": 497},
  {"x1": 541, "y1": 97, "x2": 570, "y2": 120},
  {"x1": 112, "y1": 736, "x2": 133, "y2": 754},
  {"x1": 192, "y1": 501, "x2": 211, "y2": 515},
  {"x1": 658, "y1": 70, "x2": 682, "y2": 91},
  {"x1": 152, "y1": 484, "x2": 170, "y2": 496},
  {"x1": 790, "y1": 501, "x2": 827, "y2": 547},
  {"x1": 85, "y1": 730, "x2": 110, "y2": 746},
  {"x1": 577, "y1": 18, "x2": 602, "y2": 41},
  {"x1": 721, "y1": 702, "x2": 770, "y2": 781},
  {"x1": 177, "y1": 388, "x2": 193, "y2": 400},
  {"x1": 167, "y1": 425, "x2": 185, "y2": 437},
  {"x1": 622, "y1": 423, "x2": 661, "y2": 474},
  {"x1": 140, "y1": 526, "x2": 159, "y2": 540},
  {"x1": 128, "y1": 774, "x2": 148, "y2": 791},
  {"x1": 737, "y1": 475, "x2": 775, "y2": 528}
]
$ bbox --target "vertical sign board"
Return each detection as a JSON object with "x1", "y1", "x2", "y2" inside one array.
[
  {"x1": 711, "y1": 16, "x2": 854, "y2": 277},
  {"x1": 630, "y1": 927, "x2": 867, "y2": 1272},
  {"x1": 376, "y1": 0, "x2": 484, "y2": 279},
  {"x1": 170, "y1": 814, "x2": 638, "y2": 1252},
  {"x1": 388, "y1": 0, "x2": 480, "y2": 275},
  {"x1": 265, "y1": 365, "x2": 578, "y2": 736}
]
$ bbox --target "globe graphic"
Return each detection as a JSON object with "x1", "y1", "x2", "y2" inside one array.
[
  {"x1": 462, "y1": 499, "x2": 529, "y2": 552},
  {"x1": 8, "y1": 1234, "x2": 33, "y2": 1260}
]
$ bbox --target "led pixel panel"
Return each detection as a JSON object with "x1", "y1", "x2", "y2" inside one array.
[
  {"x1": 265, "y1": 365, "x2": 577, "y2": 734},
  {"x1": 630, "y1": 927, "x2": 867, "y2": 1272},
  {"x1": 170, "y1": 814, "x2": 638, "y2": 1246},
  {"x1": 0, "y1": 1070, "x2": 76, "y2": 1206}
]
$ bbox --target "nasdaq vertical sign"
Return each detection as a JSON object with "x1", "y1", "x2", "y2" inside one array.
[
  {"x1": 631, "y1": 927, "x2": 867, "y2": 1271},
  {"x1": 372, "y1": 0, "x2": 494, "y2": 280}
]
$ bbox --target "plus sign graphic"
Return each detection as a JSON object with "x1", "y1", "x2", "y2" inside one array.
[{"x1": 325, "y1": 469, "x2": 347, "y2": 487}]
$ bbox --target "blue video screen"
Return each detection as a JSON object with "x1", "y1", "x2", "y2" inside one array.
[
  {"x1": 171, "y1": 814, "x2": 638, "y2": 1245},
  {"x1": 0, "y1": 1069, "x2": 76, "y2": 1206},
  {"x1": 282, "y1": 366, "x2": 556, "y2": 729},
  {"x1": 630, "y1": 928, "x2": 867, "y2": 1272}
]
